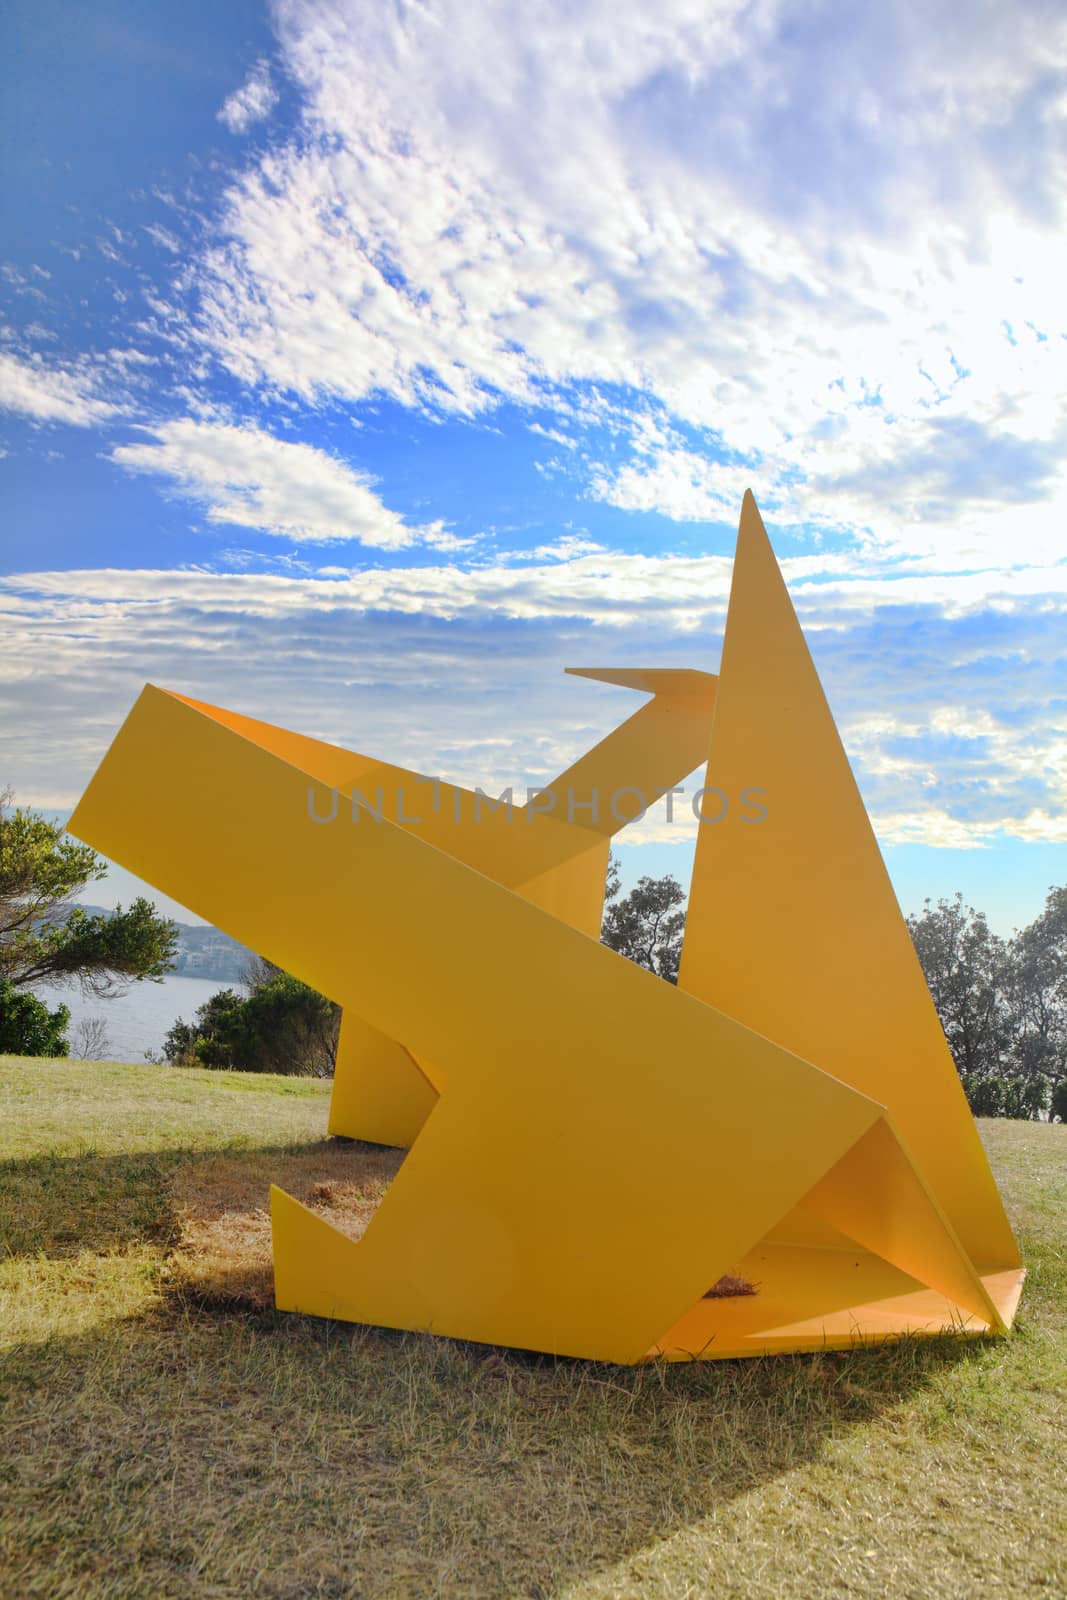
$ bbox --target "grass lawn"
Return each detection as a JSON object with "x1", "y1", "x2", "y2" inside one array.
[{"x1": 1, "y1": 1056, "x2": 1064, "y2": 1600}]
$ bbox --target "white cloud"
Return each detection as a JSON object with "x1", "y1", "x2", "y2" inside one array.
[
  {"x1": 142, "y1": 223, "x2": 181, "y2": 253},
  {"x1": 591, "y1": 388, "x2": 1067, "y2": 572},
  {"x1": 591, "y1": 444, "x2": 757, "y2": 525},
  {"x1": 3, "y1": 543, "x2": 1066, "y2": 849},
  {"x1": 217, "y1": 60, "x2": 278, "y2": 134},
  {"x1": 178, "y1": 0, "x2": 1067, "y2": 569},
  {"x1": 1, "y1": 548, "x2": 732, "y2": 626},
  {"x1": 0, "y1": 349, "x2": 121, "y2": 427},
  {"x1": 870, "y1": 810, "x2": 1067, "y2": 849},
  {"x1": 504, "y1": 536, "x2": 609, "y2": 564},
  {"x1": 110, "y1": 419, "x2": 431, "y2": 548},
  {"x1": 10, "y1": 544, "x2": 1067, "y2": 629}
]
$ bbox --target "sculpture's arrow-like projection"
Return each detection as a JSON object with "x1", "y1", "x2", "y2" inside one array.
[
  {"x1": 68, "y1": 493, "x2": 1024, "y2": 1361},
  {"x1": 326, "y1": 662, "x2": 719, "y2": 1145},
  {"x1": 140, "y1": 664, "x2": 718, "y2": 1148}
]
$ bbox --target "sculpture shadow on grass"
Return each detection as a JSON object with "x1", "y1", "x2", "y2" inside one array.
[
  {"x1": 0, "y1": 1137, "x2": 379, "y2": 1262},
  {"x1": 1, "y1": 1278, "x2": 983, "y2": 1600},
  {"x1": 0, "y1": 1129, "x2": 1012, "y2": 1600}
]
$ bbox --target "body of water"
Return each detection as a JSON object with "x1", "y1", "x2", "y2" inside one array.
[{"x1": 33, "y1": 974, "x2": 244, "y2": 1064}]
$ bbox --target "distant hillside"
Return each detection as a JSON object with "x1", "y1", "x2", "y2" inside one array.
[{"x1": 76, "y1": 905, "x2": 253, "y2": 983}]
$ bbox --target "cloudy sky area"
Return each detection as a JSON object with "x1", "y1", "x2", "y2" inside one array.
[{"x1": 2, "y1": 0, "x2": 1066, "y2": 930}]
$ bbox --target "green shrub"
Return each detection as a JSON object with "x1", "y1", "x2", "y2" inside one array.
[
  {"x1": 960, "y1": 1070, "x2": 1047, "y2": 1120},
  {"x1": 163, "y1": 974, "x2": 339, "y2": 1076},
  {"x1": 0, "y1": 976, "x2": 70, "y2": 1056}
]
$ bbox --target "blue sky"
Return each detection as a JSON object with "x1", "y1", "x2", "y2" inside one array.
[{"x1": 2, "y1": 0, "x2": 1066, "y2": 933}]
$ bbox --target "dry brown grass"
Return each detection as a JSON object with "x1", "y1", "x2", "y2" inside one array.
[
  {"x1": 704, "y1": 1273, "x2": 758, "y2": 1299},
  {"x1": 169, "y1": 1141, "x2": 402, "y2": 1307}
]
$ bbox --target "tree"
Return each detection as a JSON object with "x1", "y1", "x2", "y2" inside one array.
[
  {"x1": 163, "y1": 988, "x2": 246, "y2": 1069},
  {"x1": 164, "y1": 970, "x2": 340, "y2": 1077},
  {"x1": 1006, "y1": 885, "x2": 1067, "y2": 1112},
  {"x1": 0, "y1": 790, "x2": 178, "y2": 997},
  {"x1": 237, "y1": 972, "x2": 340, "y2": 1077},
  {"x1": 0, "y1": 977, "x2": 70, "y2": 1056},
  {"x1": 601, "y1": 871, "x2": 687, "y2": 984},
  {"x1": 907, "y1": 895, "x2": 1010, "y2": 1093},
  {"x1": 242, "y1": 951, "x2": 283, "y2": 992},
  {"x1": 71, "y1": 1016, "x2": 113, "y2": 1061},
  {"x1": 1052, "y1": 1078, "x2": 1067, "y2": 1124},
  {"x1": 604, "y1": 850, "x2": 621, "y2": 906},
  {"x1": 907, "y1": 888, "x2": 1067, "y2": 1121}
]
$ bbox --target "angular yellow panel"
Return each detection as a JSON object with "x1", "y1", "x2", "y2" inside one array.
[
  {"x1": 178, "y1": 672, "x2": 717, "y2": 1147},
  {"x1": 678, "y1": 493, "x2": 1019, "y2": 1276},
  {"x1": 66, "y1": 493, "x2": 1023, "y2": 1361},
  {"x1": 327, "y1": 1014, "x2": 440, "y2": 1148},
  {"x1": 799, "y1": 1117, "x2": 1003, "y2": 1329}
]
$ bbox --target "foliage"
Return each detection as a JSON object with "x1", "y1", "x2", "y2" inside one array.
[
  {"x1": 909, "y1": 887, "x2": 1067, "y2": 1120},
  {"x1": 601, "y1": 867, "x2": 686, "y2": 984},
  {"x1": 163, "y1": 988, "x2": 243, "y2": 1070},
  {"x1": 0, "y1": 976, "x2": 69, "y2": 1057},
  {"x1": 1051, "y1": 1078, "x2": 1067, "y2": 1124},
  {"x1": 1007, "y1": 884, "x2": 1067, "y2": 1095},
  {"x1": 907, "y1": 895, "x2": 1009, "y2": 1079},
  {"x1": 164, "y1": 970, "x2": 340, "y2": 1077},
  {"x1": 0, "y1": 790, "x2": 178, "y2": 997},
  {"x1": 960, "y1": 1072, "x2": 1048, "y2": 1121},
  {"x1": 15, "y1": 898, "x2": 181, "y2": 995}
]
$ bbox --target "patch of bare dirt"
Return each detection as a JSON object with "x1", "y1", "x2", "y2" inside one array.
[{"x1": 168, "y1": 1141, "x2": 403, "y2": 1308}]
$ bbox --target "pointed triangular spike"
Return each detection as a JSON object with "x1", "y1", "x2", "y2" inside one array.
[{"x1": 678, "y1": 492, "x2": 1019, "y2": 1272}]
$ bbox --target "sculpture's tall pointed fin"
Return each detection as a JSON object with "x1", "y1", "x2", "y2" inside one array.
[{"x1": 678, "y1": 492, "x2": 1019, "y2": 1272}]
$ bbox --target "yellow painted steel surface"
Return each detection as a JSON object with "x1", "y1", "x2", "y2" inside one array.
[
  {"x1": 68, "y1": 493, "x2": 1023, "y2": 1362},
  {"x1": 677, "y1": 497, "x2": 1021, "y2": 1276}
]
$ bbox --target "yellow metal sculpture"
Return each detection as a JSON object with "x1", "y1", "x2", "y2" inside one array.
[{"x1": 68, "y1": 493, "x2": 1024, "y2": 1362}]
